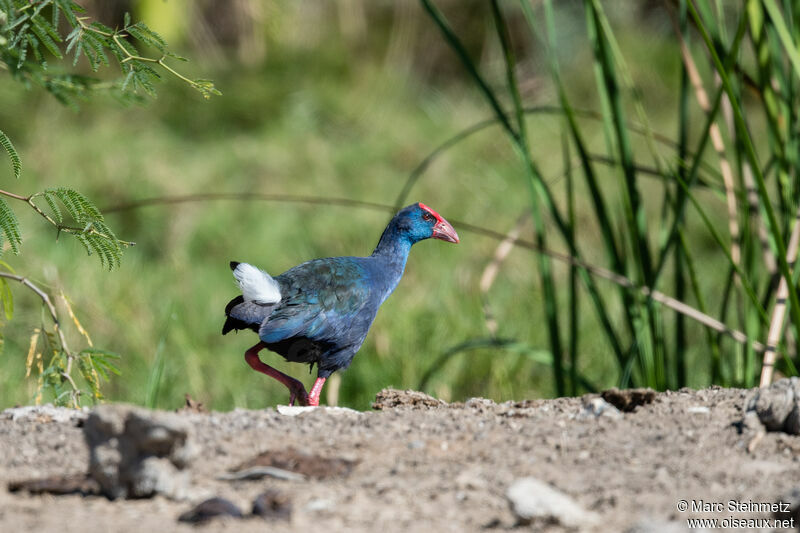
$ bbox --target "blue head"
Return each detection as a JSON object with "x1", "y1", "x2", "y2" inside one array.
[{"x1": 376, "y1": 203, "x2": 459, "y2": 252}]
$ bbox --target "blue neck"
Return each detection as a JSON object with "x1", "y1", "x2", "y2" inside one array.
[
  {"x1": 370, "y1": 227, "x2": 414, "y2": 298},
  {"x1": 372, "y1": 227, "x2": 412, "y2": 264}
]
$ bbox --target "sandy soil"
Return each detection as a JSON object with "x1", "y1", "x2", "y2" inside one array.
[{"x1": 2, "y1": 386, "x2": 799, "y2": 532}]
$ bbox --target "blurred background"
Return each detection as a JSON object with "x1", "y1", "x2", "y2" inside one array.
[{"x1": 0, "y1": 1, "x2": 772, "y2": 409}]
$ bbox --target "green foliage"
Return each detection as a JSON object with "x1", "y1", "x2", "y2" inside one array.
[
  {"x1": 0, "y1": 0, "x2": 218, "y2": 269},
  {"x1": 0, "y1": 261, "x2": 15, "y2": 351},
  {"x1": 144, "y1": 340, "x2": 166, "y2": 409},
  {"x1": 39, "y1": 346, "x2": 71, "y2": 404},
  {"x1": 416, "y1": 0, "x2": 800, "y2": 393},
  {"x1": 13, "y1": 282, "x2": 123, "y2": 407},
  {"x1": 0, "y1": 0, "x2": 218, "y2": 266},
  {"x1": 0, "y1": 0, "x2": 217, "y2": 406},
  {"x1": 0, "y1": 279, "x2": 12, "y2": 320},
  {"x1": 0, "y1": 197, "x2": 21, "y2": 254},
  {"x1": 0, "y1": 0, "x2": 220, "y2": 106},
  {"x1": 3, "y1": 2, "x2": 799, "y2": 411},
  {"x1": 0, "y1": 182, "x2": 130, "y2": 269},
  {"x1": 77, "y1": 349, "x2": 121, "y2": 401},
  {"x1": 35, "y1": 187, "x2": 126, "y2": 269},
  {"x1": 0, "y1": 129, "x2": 20, "y2": 179},
  {"x1": 0, "y1": 128, "x2": 23, "y2": 258}
]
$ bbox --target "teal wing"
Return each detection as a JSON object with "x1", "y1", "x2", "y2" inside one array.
[{"x1": 258, "y1": 257, "x2": 374, "y2": 345}]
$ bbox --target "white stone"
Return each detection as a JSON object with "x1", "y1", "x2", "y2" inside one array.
[
  {"x1": 506, "y1": 477, "x2": 600, "y2": 528},
  {"x1": 276, "y1": 405, "x2": 361, "y2": 416}
]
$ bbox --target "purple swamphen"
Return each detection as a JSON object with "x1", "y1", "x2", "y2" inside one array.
[{"x1": 222, "y1": 202, "x2": 459, "y2": 406}]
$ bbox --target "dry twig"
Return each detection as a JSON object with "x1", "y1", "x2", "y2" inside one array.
[{"x1": 760, "y1": 207, "x2": 800, "y2": 386}]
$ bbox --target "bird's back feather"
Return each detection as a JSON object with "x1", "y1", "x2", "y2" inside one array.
[{"x1": 260, "y1": 257, "x2": 374, "y2": 344}]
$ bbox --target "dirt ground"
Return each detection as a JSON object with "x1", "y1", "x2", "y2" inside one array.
[{"x1": 2, "y1": 386, "x2": 799, "y2": 532}]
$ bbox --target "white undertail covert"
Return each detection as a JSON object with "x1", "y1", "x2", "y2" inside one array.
[{"x1": 232, "y1": 263, "x2": 281, "y2": 305}]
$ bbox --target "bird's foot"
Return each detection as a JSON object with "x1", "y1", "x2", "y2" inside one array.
[{"x1": 288, "y1": 384, "x2": 309, "y2": 406}]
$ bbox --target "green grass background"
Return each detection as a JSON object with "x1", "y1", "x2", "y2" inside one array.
[{"x1": 0, "y1": 2, "x2": 746, "y2": 410}]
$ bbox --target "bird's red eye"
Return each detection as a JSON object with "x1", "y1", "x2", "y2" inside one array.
[{"x1": 422, "y1": 212, "x2": 434, "y2": 222}]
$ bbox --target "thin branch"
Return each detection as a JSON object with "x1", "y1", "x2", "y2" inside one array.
[
  {"x1": 479, "y1": 211, "x2": 529, "y2": 337},
  {"x1": 0, "y1": 188, "x2": 134, "y2": 246},
  {"x1": 77, "y1": 16, "x2": 112, "y2": 37},
  {"x1": 0, "y1": 271, "x2": 80, "y2": 403},
  {"x1": 102, "y1": 192, "x2": 766, "y2": 352},
  {"x1": 78, "y1": 18, "x2": 215, "y2": 95},
  {"x1": 28, "y1": 196, "x2": 135, "y2": 245},
  {"x1": 0, "y1": 272, "x2": 65, "y2": 347},
  {"x1": 103, "y1": 193, "x2": 391, "y2": 214},
  {"x1": 0, "y1": 189, "x2": 29, "y2": 201}
]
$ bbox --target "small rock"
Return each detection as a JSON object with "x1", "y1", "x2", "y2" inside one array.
[
  {"x1": 276, "y1": 405, "x2": 319, "y2": 416},
  {"x1": 747, "y1": 378, "x2": 797, "y2": 431},
  {"x1": 276, "y1": 405, "x2": 360, "y2": 417},
  {"x1": 252, "y1": 490, "x2": 292, "y2": 521},
  {"x1": 126, "y1": 456, "x2": 190, "y2": 499},
  {"x1": 84, "y1": 404, "x2": 196, "y2": 500},
  {"x1": 576, "y1": 397, "x2": 623, "y2": 420},
  {"x1": 178, "y1": 497, "x2": 243, "y2": 523},
  {"x1": 743, "y1": 377, "x2": 800, "y2": 434},
  {"x1": 372, "y1": 388, "x2": 446, "y2": 410},
  {"x1": 687, "y1": 406, "x2": 710, "y2": 414},
  {"x1": 217, "y1": 466, "x2": 306, "y2": 482},
  {"x1": 506, "y1": 477, "x2": 599, "y2": 528},
  {"x1": 601, "y1": 388, "x2": 656, "y2": 412}
]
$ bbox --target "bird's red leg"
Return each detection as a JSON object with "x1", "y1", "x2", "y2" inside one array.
[
  {"x1": 244, "y1": 342, "x2": 309, "y2": 406},
  {"x1": 307, "y1": 377, "x2": 327, "y2": 407}
]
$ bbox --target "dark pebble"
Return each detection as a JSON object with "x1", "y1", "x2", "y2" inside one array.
[{"x1": 178, "y1": 497, "x2": 243, "y2": 523}]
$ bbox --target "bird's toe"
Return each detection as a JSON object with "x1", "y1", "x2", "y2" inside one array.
[{"x1": 288, "y1": 384, "x2": 309, "y2": 406}]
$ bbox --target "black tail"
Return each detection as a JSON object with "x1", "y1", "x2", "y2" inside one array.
[
  {"x1": 223, "y1": 262, "x2": 243, "y2": 334},
  {"x1": 222, "y1": 295, "x2": 250, "y2": 335},
  {"x1": 222, "y1": 315, "x2": 250, "y2": 335}
]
